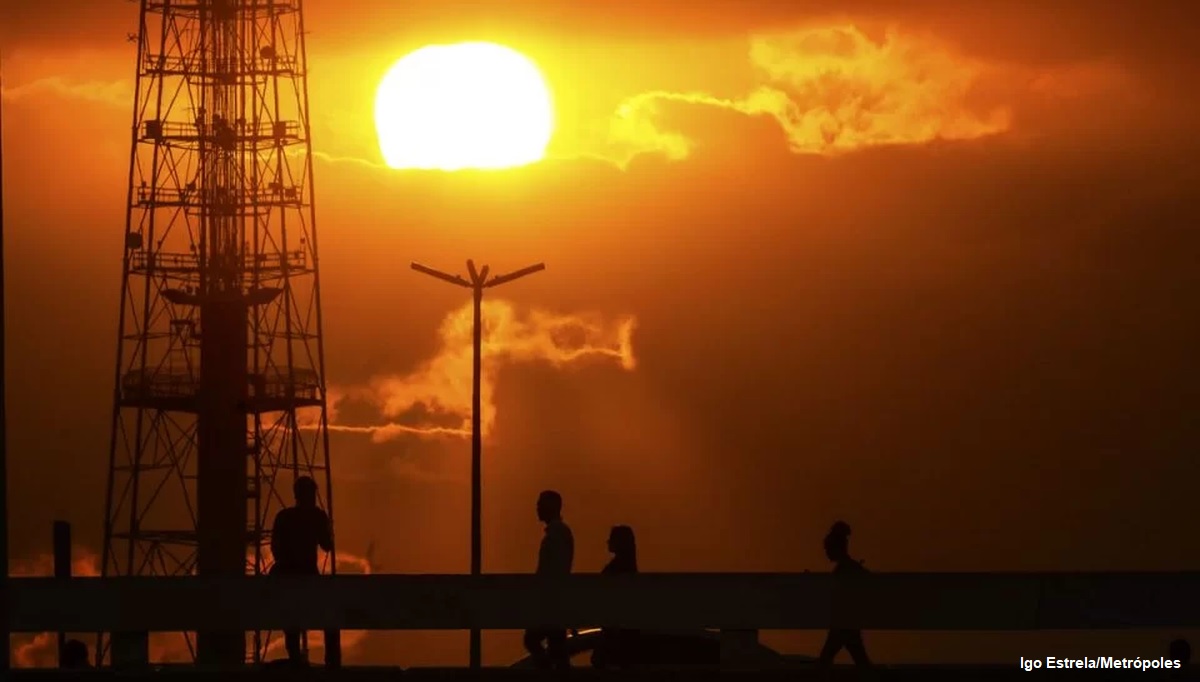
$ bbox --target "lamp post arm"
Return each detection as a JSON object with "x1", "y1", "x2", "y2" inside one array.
[
  {"x1": 411, "y1": 262, "x2": 471, "y2": 288},
  {"x1": 485, "y1": 263, "x2": 546, "y2": 288}
]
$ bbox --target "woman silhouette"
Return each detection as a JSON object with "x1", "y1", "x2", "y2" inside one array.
[
  {"x1": 593, "y1": 525, "x2": 639, "y2": 669},
  {"x1": 603, "y1": 525, "x2": 638, "y2": 574},
  {"x1": 818, "y1": 521, "x2": 872, "y2": 669}
]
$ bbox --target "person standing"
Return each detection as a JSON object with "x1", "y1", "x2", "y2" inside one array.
[
  {"x1": 522, "y1": 490, "x2": 574, "y2": 670},
  {"x1": 270, "y1": 476, "x2": 332, "y2": 664},
  {"x1": 592, "y1": 525, "x2": 639, "y2": 669}
]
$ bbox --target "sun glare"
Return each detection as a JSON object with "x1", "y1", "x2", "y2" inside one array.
[{"x1": 375, "y1": 42, "x2": 554, "y2": 171}]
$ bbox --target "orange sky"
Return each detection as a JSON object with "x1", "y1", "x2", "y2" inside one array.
[{"x1": 3, "y1": 0, "x2": 1200, "y2": 668}]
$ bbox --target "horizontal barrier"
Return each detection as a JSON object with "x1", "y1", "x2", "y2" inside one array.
[{"x1": 7, "y1": 572, "x2": 1200, "y2": 633}]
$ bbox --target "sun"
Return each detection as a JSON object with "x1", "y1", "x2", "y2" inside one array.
[{"x1": 375, "y1": 42, "x2": 554, "y2": 171}]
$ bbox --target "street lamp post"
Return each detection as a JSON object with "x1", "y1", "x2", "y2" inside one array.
[
  {"x1": 0, "y1": 50, "x2": 11, "y2": 674},
  {"x1": 411, "y1": 259, "x2": 545, "y2": 670}
]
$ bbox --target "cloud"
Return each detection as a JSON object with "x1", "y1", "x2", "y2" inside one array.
[
  {"x1": 308, "y1": 149, "x2": 389, "y2": 170},
  {"x1": 8, "y1": 548, "x2": 117, "y2": 668},
  {"x1": 326, "y1": 299, "x2": 636, "y2": 443},
  {"x1": 607, "y1": 25, "x2": 1014, "y2": 166},
  {"x1": 9, "y1": 545, "x2": 102, "y2": 579},
  {"x1": 0, "y1": 76, "x2": 130, "y2": 108}
]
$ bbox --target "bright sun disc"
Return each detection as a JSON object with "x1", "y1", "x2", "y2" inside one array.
[{"x1": 375, "y1": 42, "x2": 554, "y2": 171}]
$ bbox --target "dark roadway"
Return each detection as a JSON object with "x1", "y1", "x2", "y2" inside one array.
[{"x1": 7, "y1": 666, "x2": 1196, "y2": 681}]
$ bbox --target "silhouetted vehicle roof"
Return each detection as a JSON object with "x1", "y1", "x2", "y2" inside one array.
[{"x1": 510, "y1": 628, "x2": 810, "y2": 669}]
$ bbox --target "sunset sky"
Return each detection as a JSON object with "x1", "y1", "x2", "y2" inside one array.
[{"x1": 3, "y1": 0, "x2": 1200, "y2": 668}]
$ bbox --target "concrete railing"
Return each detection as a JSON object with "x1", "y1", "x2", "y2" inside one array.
[{"x1": 7, "y1": 572, "x2": 1200, "y2": 633}]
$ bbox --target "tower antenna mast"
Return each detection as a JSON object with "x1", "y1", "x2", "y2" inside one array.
[{"x1": 101, "y1": 0, "x2": 338, "y2": 666}]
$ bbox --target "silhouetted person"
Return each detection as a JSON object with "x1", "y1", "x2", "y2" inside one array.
[
  {"x1": 271, "y1": 476, "x2": 332, "y2": 664},
  {"x1": 602, "y1": 525, "x2": 638, "y2": 574},
  {"x1": 1170, "y1": 639, "x2": 1191, "y2": 679},
  {"x1": 592, "y1": 525, "x2": 639, "y2": 669},
  {"x1": 818, "y1": 521, "x2": 872, "y2": 670},
  {"x1": 523, "y1": 490, "x2": 574, "y2": 670},
  {"x1": 61, "y1": 639, "x2": 91, "y2": 669}
]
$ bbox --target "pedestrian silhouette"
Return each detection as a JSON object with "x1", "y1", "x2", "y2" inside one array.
[
  {"x1": 1169, "y1": 639, "x2": 1191, "y2": 679},
  {"x1": 270, "y1": 475, "x2": 332, "y2": 664},
  {"x1": 523, "y1": 490, "x2": 574, "y2": 671},
  {"x1": 592, "y1": 525, "x2": 639, "y2": 669},
  {"x1": 602, "y1": 525, "x2": 638, "y2": 574},
  {"x1": 61, "y1": 639, "x2": 91, "y2": 669},
  {"x1": 817, "y1": 521, "x2": 872, "y2": 670}
]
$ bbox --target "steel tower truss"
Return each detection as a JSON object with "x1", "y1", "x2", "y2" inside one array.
[{"x1": 101, "y1": 0, "x2": 336, "y2": 666}]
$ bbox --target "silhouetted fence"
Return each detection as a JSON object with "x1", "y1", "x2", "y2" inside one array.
[{"x1": 7, "y1": 572, "x2": 1200, "y2": 633}]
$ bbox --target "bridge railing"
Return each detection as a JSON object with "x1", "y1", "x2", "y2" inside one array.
[{"x1": 7, "y1": 572, "x2": 1200, "y2": 633}]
